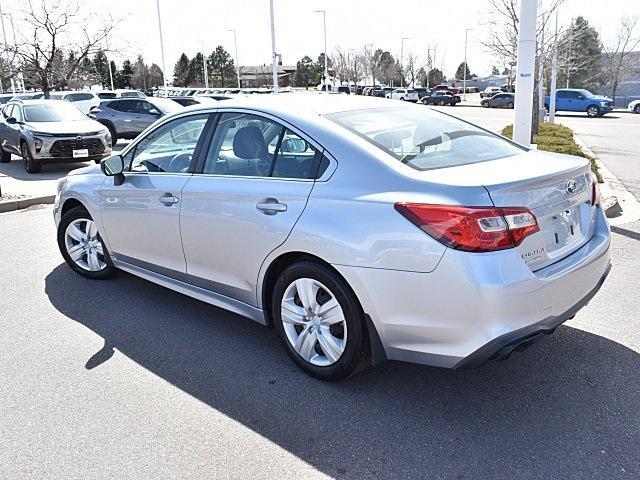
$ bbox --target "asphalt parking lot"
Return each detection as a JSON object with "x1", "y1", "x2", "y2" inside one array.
[
  {"x1": 2, "y1": 101, "x2": 639, "y2": 479},
  {"x1": 1, "y1": 211, "x2": 639, "y2": 478}
]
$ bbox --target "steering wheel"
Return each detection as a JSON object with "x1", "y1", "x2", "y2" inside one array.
[{"x1": 168, "y1": 152, "x2": 192, "y2": 173}]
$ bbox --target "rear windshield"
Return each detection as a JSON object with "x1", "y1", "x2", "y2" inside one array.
[{"x1": 326, "y1": 106, "x2": 524, "y2": 171}]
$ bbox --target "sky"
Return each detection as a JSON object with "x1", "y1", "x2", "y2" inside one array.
[{"x1": 4, "y1": 0, "x2": 640, "y2": 79}]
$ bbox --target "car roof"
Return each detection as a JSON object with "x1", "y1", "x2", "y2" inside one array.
[
  {"x1": 185, "y1": 92, "x2": 399, "y2": 116},
  {"x1": 10, "y1": 99, "x2": 68, "y2": 106}
]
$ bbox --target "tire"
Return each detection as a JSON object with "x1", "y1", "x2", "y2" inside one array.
[
  {"x1": 57, "y1": 205, "x2": 116, "y2": 280},
  {"x1": 586, "y1": 105, "x2": 600, "y2": 118},
  {"x1": 507, "y1": 102, "x2": 514, "y2": 109},
  {"x1": 271, "y1": 261, "x2": 369, "y2": 381},
  {"x1": 0, "y1": 145, "x2": 10, "y2": 163},
  {"x1": 21, "y1": 142, "x2": 41, "y2": 173},
  {"x1": 439, "y1": 100, "x2": 446, "y2": 106},
  {"x1": 634, "y1": 104, "x2": 640, "y2": 114},
  {"x1": 101, "y1": 121, "x2": 117, "y2": 146}
]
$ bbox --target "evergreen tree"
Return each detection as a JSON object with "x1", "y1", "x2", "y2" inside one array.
[
  {"x1": 455, "y1": 62, "x2": 471, "y2": 80},
  {"x1": 188, "y1": 52, "x2": 205, "y2": 86},
  {"x1": 491, "y1": 65, "x2": 500, "y2": 75},
  {"x1": 294, "y1": 55, "x2": 315, "y2": 87},
  {"x1": 148, "y1": 64, "x2": 164, "y2": 88},
  {"x1": 208, "y1": 46, "x2": 235, "y2": 87},
  {"x1": 173, "y1": 53, "x2": 190, "y2": 87},
  {"x1": 117, "y1": 59, "x2": 134, "y2": 88},
  {"x1": 93, "y1": 50, "x2": 111, "y2": 87},
  {"x1": 557, "y1": 16, "x2": 605, "y2": 91},
  {"x1": 131, "y1": 55, "x2": 149, "y2": 90},
  {"x1": 427, "y1": 68, "x2": 445, "y2": 87}
]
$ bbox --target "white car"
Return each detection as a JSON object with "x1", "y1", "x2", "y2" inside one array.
[
  {"x1": 628, "y1": 99, "x2": 640, "y2": 114},
  {"x1": 48, "y1": 91, "x2": 101, "y2": 114},
  {"x1": 97, "y1": 89, "x2": 146, "y2": 100},
  {"x1": 481, "y1": 86, "x2": 502, "y2": 98},
  {"x1": 390, "y1": 88, "x2": 419, "y2": 102}
]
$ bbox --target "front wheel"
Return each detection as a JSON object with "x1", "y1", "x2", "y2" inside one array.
[
  {"x1": 634, "y1": 104, "x2": 640, "y2": 114},
  {"x1": 57, "y1": 206, "x2": 116, "y2": 279},
  {"x1": 272, "y1": 261, "x2": 369, "y2": 381},
  {"x1": 507, "y1": 102, "x2": 514, "y2": 109},
  {"x1": 586, "y1": 105, "x2": 600, "y2": 117},
  {"x1": 21, "y1": 142, "x2": 41, "y2": 173}
]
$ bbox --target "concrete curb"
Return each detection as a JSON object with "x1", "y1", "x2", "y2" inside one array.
[
  {"x1": 575, "y1": 136, "x2": 640, "y2": 227},
  {"x1": 0, "y1": 195, "x2": 55, "y2": 214}
]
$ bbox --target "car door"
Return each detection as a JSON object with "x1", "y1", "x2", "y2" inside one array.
[
  {"x1": 131, "y1": 100, "x2": 162, "y2": 132},
  {"x1": 103, "y1": 100, "x2": 138, "y2": 136},
  {"x1": 179, "y1": 111, "x2": 322, "y2": 306},
  {"x1": 556, "y1": 90, "x2": 569, "y2": 111},
  {"x1": 100, "y1": 112, "x2": 212, "y2": 273},
  {"x1": 4, "y1": 104, "x2": 23, "y2": 153},
  {"x1": 0, "y1": 104, "x2": 19, "y2": 153}
]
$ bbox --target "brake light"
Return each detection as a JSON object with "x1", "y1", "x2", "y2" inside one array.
[{"x1": 394, "y1": 203, "x2": 539, "y2": 252}]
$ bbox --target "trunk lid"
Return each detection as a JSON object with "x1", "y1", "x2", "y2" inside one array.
[
  {"x1": 481, "y1": 151, "x2": 594, "y2": 271},
  {"x1": 417, "y1": 150, "x2": 596, "y2": 271}
]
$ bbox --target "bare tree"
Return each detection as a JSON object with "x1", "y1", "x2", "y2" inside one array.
[
  {"x1": 14, "y1": 0, "x2": 119, "y2": 97},
  {"x1": 603, "y1": 15, "x2": 640, "y2": 102}
]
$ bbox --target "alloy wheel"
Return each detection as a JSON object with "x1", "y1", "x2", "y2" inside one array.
[
  {"x1": 587, "y1": 105, "x2": 599, "y2": 117},
  {"x1": 64, "y1": 218, "x2": 107, "y2": 272},
  {"x1": 280, "y1": 278, "x2": 347, "y2": 366}
]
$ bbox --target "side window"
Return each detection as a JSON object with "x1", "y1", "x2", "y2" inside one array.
[
  {"x1": 202, "y1": 113, "x2": 283, "y2": 177},
  {"x1": 271, "y1": 129, "x2": 319, "y2": 179},
  {"x1": 129, "y1": 114, "x2": 209, "y2": 173},
  {"x1": 98, "y1": 92, "x2": 116, "y2": 99},
  {"x1": 108, "y1": 100, "x2": 135, "y2": 112},
  {"x1": 134, "y1": 100, "x2": 153, "y2": 114},
  {"x1": 557, "y1": 90, "x2": 568, "y2": 99},
  {"x1": 3, "y1": 104, "x2": 13, "y2": 118},
  {"x1": 13, "y1": 106, "x2": 23, "y2": 122}
]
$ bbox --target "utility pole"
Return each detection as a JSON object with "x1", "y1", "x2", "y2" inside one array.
[
  {"x1": 227, "y1": 29, "x2": 241, "y2": 88},
  {"x1": 549, "y1": 12, "x2": 559, "y2": 123},
  {"x1": 537, "y1": 18, "x2": 546, "y2": 124},
  {"x1": 566, "y1": 18, "x2": 573, "y2": 88},
  {"x1": 512, "y1": 0, "x2": 538, "y2": 146},
  {"x1": 314, "y1": 10, "x2": 328, "y2": 88},
  {"x1": 155, "y1": 0, "x2": 168, "y2": 87},
  {"x1": 0, "y1": 2, "x2": 15, "y2": 94},
  {"x1": 202, "y1": 41, "x2": 209, "y2": 89},
  {"x1": 269, "y1": 0, "x2": 278, "y2": 93},
  {"x1": 463, "y1": 28, "x2": 472, "y2": 101},
  {"x1": 400, "y1": 36, "x2": 410, "y2": 87}
]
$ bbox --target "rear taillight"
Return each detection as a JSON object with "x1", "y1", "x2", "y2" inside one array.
[
  {"x1": 590, "y1": 172, "x2": 601, "y2": 206},
  {"x1": 394, "y1": 203, "x2": 539, "y2": 252}
]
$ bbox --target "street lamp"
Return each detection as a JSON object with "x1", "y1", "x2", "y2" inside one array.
[
  {"x1": 462, "y1": 28, "x2": 472, "y2": 101},
  {"x1": 400, "y1": 36, "x2": 410, "y2": 87},
  {"x1": 0, "y1": 4, "x2": 15, "y2": 93},
  {"x1": 227, "y1": 29, "x2": 241, "y2": 88},
  {"x1": 269, "y1": 0, "x2": 278, "y2": 93},
  {"x1": 314, "y1": 10, "x2": 328, "y2": 88},
  {"x1": 155, "y1": 0, "x2": 168, "y2": 87}
]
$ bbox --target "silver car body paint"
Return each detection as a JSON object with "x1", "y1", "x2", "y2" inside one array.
[{"x1": 54, "y1": 94, "x2": 611, "y2": 368}]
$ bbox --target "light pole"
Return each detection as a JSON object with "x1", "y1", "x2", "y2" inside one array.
[
  {"x1": 400, "y1": 36, "x2": 410, "y2": 87},
  {"x1": 155, "y1": 0, "x2": 168, "y2": 87},
  {"x1": 227, "y1": 29, "x2": 241, "y2": 88},
  {"x1": 512, "y1": 0, "x2": 538, "y2": 146},
  {"x1": 566, "y1": 18, "x2": 573, "y2": 88},
  {"x1": 0, "y1": 3, "x2": 15, "y2": 93},
  {"x1": 202, "y1": 41, "x2": 209, "y2": 89},
  {"x1": 269, "y1": 0, "x2": 278, "y2": 93},
  {"x1": 314, "y1": 10, "x2": 327, "y2": 88},
  {"x1": 463, "y1": 28, "x2": 472, "y2": 101},
  {"x1": 549, "y1": 12, "x2": 559, "y2": 123}
]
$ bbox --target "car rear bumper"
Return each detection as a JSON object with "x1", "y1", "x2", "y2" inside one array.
[{"x1": 335, "y1": 206, "x2": 611, "y2": 369}]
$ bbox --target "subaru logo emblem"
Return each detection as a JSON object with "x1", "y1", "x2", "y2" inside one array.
[{"x1": 565, "y1": 179, "x2": 577, "y2": 194}]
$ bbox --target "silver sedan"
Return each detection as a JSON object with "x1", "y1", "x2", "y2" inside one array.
[{"x1": 54, "y1": 94, "x2": 611, "y2": 380}]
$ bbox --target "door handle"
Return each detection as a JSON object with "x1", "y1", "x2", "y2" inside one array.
[
  {"x1": 159, "y1": 193, "x2": 179, "y2": 206},
  {"x1": 256, "y1": 199, "x2": 287, "y2": 215}
]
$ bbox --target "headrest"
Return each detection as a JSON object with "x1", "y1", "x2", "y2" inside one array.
[{"x1": 233, "y1": 126, "x2": 266, "y2": 159}]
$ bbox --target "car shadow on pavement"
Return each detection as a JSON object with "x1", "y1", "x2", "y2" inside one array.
[{"x1": 44, "y1": 264, "x2": 640, "y2": 479}]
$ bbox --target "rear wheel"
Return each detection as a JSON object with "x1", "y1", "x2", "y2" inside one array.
[
  {"x1": 634, "y1": 104, "x2": 640, "y2": 114},
  {"x1": 57, "y1": 206, "x2": 115, "y2": 279},
  {"x1": 439, "y1": 100, "x2": 446, "y2": 106},
  {"x1": 272, "y1": 261, "x2": 369, "y2": 381},
  {"x1": 101, "y1": 121, "x2": 117, "y2": 146},
  {"x1": 507, "y1": 102, "x2": 514, "y2": 109},
  {"x1": 586, "y1": 105, "x2": 600, "y2": 117},
  {"x1": 21, "y1": 142, "x2": 41, "y2": 173}
]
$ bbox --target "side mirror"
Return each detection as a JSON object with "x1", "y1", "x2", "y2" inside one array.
[
  {"x1": 281, "y1": 137, "x2": 307, "y2": 154},
  {"x1": 6, "y1": 116, "x2": 17, "y2": 124},
  {"x1": 89, "y1": 106, "x2": 100, "y2": 113},
  {"x1": 100, "y1": 154, "x2": 125, "y2": 186},
  {"x1": 149, "y1": 108, "x2": 161, "y2": 116}
]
